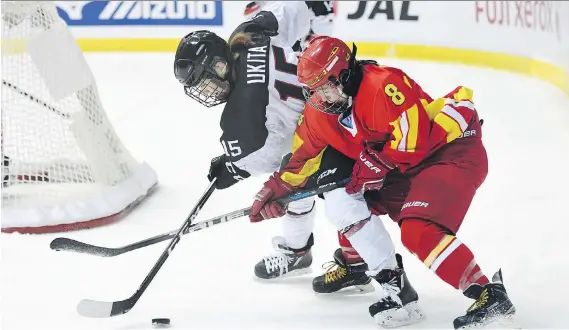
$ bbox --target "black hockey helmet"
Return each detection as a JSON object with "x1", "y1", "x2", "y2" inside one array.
[{"x1": 174, "y1": 30, "x2": 232, "y2": 107}]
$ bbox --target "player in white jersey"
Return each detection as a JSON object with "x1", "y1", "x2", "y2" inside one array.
[
  {"x1": 174, "y1": 2, "x2": 323, "y2": 280},
  {"x1": 244, "y1": 1, "x2": 335, "y2": 51}
]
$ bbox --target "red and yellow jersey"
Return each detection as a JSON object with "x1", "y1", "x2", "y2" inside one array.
[{"x1": 280, "y1": 64, "x2": 481, "y2": 187}]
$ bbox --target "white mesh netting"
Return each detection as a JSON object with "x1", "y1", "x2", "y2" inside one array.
[{"x1": 1, "y1": 1, "x2": 158, "y2": 233}]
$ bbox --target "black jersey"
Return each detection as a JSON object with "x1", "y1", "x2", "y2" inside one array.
[{"x1": 218, "y1": 3, "x2": 310, "y2": 179}]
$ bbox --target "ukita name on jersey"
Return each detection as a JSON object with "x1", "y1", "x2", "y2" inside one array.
[{"x1": 218, "y1": 6, "x2": 309, "y2": 180}]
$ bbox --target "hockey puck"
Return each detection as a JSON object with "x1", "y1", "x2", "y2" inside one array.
[{"x1": 152, "y1": 318, "x2": 170, "y2": 327}]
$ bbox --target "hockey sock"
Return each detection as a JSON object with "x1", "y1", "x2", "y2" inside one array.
[
  {"x1": 341, "y1": 216, "x2": 398, "y2": 271},
  {"x1": 282, "y1": 198, "x2": 316, "y2": 249},
  {"x1": 337, "y1": 231, "x2": 365, "y2": 264},
  {"x1": 323, "y1": 188, "x2": 396, "y2": 270},
  {"x1": 400, "y1": 218, "x2": 489, "y2": 290}
]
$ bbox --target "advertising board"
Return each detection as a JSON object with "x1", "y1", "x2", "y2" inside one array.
[
  {"x1": 333, "y1": 1, "x2": 568, "y2": 94},
  {"x1": 56, "y1": 1, "x2": 223, "y2": 26},
  {"x1": 51, "y1": 1, "x2": 568, "y2": 95}
]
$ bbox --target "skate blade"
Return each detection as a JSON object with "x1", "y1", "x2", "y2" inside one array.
[
  {"x1": 255, "y1": 267, "x2": 313, "y2": 281},
  {"x1": 457, "y1": 315, "x2": 521, "y2": 329},
  {"x1": 316, "y1": 282, "x2": 376, "y2": 296},
  {"x1": 373, "y1": 301, "x2": 426, "y2": 328}
]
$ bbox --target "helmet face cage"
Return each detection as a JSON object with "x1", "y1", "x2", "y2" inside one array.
[
  {"x1": 302, "y1": 77, "x2": 349, "y2": 115},
  {"x1": 177, "y1": 54, "x2": 231, "y2": 108}
]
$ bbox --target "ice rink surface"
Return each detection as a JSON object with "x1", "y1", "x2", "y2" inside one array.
[{"x1": 2, "y1": 54, "x2": 569, "y2": 329}]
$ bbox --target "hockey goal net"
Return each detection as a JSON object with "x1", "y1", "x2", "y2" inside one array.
[{"x1": 1, "y1": 1, "x2": 158, "y2": 233}]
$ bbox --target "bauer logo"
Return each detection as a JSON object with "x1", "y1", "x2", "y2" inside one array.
[
  {"x1": 401, "y1": 201, "x2": 429, "y2": 210},
  {"x1": 55, "y1": 1, "x2": 223, "y2": 26}
]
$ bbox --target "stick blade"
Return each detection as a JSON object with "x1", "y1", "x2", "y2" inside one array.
[
  {"x1": 77, "y1": 299, "x2": 114, "y2": 318},
  {"x1": 50, "y1": 238, "x2": 120, "y2": 257},
  {"x1": 77, "y1": 298, "x2": 134, "y2": 318}
]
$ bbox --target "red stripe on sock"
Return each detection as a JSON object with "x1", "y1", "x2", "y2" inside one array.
[
  {"x1": 338, "y1": 232, "x2": 364, "y2": 264},
  {"x1": 401, "y1": 219, "x2": 488, "y2": 290}
]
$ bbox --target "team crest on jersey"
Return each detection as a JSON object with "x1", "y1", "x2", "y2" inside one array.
[{"x1": 339, "y1": 110, "x2": 357, "y2": 137}]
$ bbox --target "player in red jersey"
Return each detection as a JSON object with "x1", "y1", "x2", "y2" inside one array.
[{"x1": 248, "y1": 36, "x2": 516, "y2": 329}]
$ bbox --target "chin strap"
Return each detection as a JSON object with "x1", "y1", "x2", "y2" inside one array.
[{"x1": 340, "y1": 42, "x2": 364, "y2": 98}]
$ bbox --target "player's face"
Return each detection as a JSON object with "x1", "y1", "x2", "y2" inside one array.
[
  {"x1": 314, "y1": 81, "x2": 346, "y2": 103},
  {"x1": 191, "y1": 76, "x2": 230, "y2": 104},
  {"x1": 212, "y1": 60, "x2": 228, "y2": 79},
  {"x1": 199, "y1": 78, "x2": 227, "y2": 98},
  {"x1": 200, "y1": 59, "x2": 229, "y2": 98},
  {"x1": 184, "y1": 58, "x2": 231, "y2": 107},
  {"x1": 305, "y1": 81, "x2": 348, "y2": 114}
]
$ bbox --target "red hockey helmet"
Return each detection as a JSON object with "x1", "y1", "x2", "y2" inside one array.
[{"x1": 297, "y1": 36, "x2": 352, "y2": 114}]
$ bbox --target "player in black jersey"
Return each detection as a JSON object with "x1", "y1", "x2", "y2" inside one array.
[{"x1": 174, "y1": 2, "x2": 318, "y2": 280}]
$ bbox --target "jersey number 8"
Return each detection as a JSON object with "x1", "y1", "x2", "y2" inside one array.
[{"x1": 384, "y1": 83, "x2": 405, "y2": 106}]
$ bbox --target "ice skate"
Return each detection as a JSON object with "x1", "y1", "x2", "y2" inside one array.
[
  {"x1": 453, "y1": 269, "x2": 517, "y2": 329},
  {"x1": 312, "y1": 248, "x2": 374, "y2": 294},
  {"x1": 369, "y1": 254, "x2": 425, "y2": 328},
  {"x1": 254, "y1": 234, "x2": 313, "y2": 280}
]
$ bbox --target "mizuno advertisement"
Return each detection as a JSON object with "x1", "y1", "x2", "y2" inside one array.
[{"x1": 55, "y1": 1, "x2": 223, "y2": 26}]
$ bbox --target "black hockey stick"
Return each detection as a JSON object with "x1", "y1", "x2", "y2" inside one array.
[
  {"x1": 51, "y1": 178, "x2": 350, "y2": 257},
  {"x1": 76, "y1": 179, "x2": 217, "y2": 318},
  {"x1": 76, "y1": 178, "x2": 349, "y2": 318},
  {"x1": 50, "y1": 228, "x2": 177, "y2": 257}
]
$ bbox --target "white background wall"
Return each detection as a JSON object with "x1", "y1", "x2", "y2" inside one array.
[
  {"x1": 334, "y1": 1, "x2": 569, "y2": 69},
  {"x1": 55, "y1": 1, "x2": 569, "y2": 71}
]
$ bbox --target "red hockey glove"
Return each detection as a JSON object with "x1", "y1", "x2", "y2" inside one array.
[
  {"x1": 249, "y1": 172, "x2": 295, "y2": 223},
  {"x1": 345, "y1": 143, "x2": 397, "y2": 195}
]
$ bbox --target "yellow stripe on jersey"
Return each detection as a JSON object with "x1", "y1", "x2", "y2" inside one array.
[
  {"x1": 453, "y1": 87, "x2": 474, "y2": 102},
  {"x1": 291, "y1": 132, "x2": 303, "y2": 153},
  {"x1": 405, "y1": 105, "x2": 419, "y2": 152},
  {"x1": 280, "y1": 133, "x2": 327, "y2": 186},
  {"x1": 442, "y1": 104, "x2": 469, "y2": 131},
  {"x1": 423, "y1": 87, "x2": 474, "y2": 122},
  {"x1": 403, "y1": 75, "x2": 412, "y2": 89},
  {"x1": 389, "y1": 117, "x2": 404, "y2": 151},
  {"x1": 434, "y1": 111, "x2": 464, "y2": 142},
  {"x1": 424, "y1": 235, "x2": 455, "y2": 268},
  {"x1": 389, "y1": 105, "x2": 420, "y2": 153},
  {"x1": 424, "y1": 97, "x2": 446, "y2": 121}
]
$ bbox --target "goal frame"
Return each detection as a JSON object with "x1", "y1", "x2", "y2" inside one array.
[{"x1": 1, "y1": 1, "x2": 159, "y2": 234}]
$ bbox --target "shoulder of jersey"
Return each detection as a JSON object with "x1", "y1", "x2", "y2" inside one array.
[
  {"x1": 306, "y1": 1, "x2": 334, "y2": 16},
  {"x1": 229, "y1": 11, "x2": 279, "y2": 53},
  {"x1": 361, "y1": 63, "x2": 395, "y2": 83}
]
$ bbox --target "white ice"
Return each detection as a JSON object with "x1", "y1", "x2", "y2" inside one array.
[{"x1": 2, "y1": 54, "x2": 569, "y2": 330}]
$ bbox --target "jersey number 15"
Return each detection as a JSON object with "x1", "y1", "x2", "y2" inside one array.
[{"x1": 272, "y1": 46, "x2": 304, "y2": 102}]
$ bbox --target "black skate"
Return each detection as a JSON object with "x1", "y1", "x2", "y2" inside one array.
[
  {"x1": 369, "y1": 254, "x2": 425, "y2": 328},
  {"x1": 453, "y1": 269, "x2": 517, "y2": 329},
  {"x1": 254, "y1": 234, "x2": 313, "y2": 280},
  {"x1": 312, "y1": 248, "x2": 374, "y2": 294}
]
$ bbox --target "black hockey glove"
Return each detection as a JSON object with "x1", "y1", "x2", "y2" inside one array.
[{"x1": 207, "y1": 154, "x2": 250, "y2": 190}]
